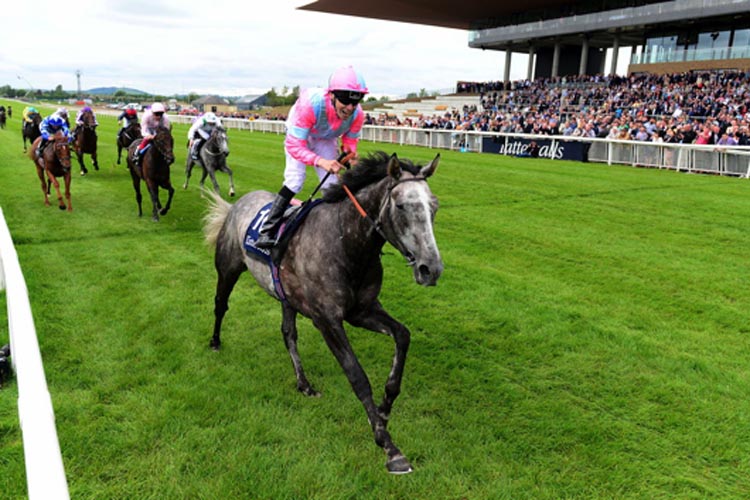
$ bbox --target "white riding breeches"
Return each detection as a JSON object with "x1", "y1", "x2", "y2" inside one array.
[{"x1": 283, "y1": 137, "x2": 339, "y2": 193}]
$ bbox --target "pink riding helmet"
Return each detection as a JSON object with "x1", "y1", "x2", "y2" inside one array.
[{"x1": 327, "y1": 66, "x2": 368, "y2": 94}]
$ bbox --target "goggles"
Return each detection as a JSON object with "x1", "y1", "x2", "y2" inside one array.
[{"x1": 333, "y1": 90, "x2": 363, "y2": 106}]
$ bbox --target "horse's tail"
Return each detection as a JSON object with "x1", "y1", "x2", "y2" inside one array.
[{"x1": 202, "y1": 188, "x2": 232, "y2": 248}]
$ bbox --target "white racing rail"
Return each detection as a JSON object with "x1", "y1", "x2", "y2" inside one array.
[{"x1": 0, "y1": 207, "x2": 69, "y2": 500}]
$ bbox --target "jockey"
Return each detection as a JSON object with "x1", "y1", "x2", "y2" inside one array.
[
  {"x1": 255, "y1": 65, "x2": 368, "y2": 248},
  {"x1": 187, "y1": 111, "x2": 222, "y2": 161},
  {"x1": 22, "y1": 106, "x2": 39, "y2": 124},
  {"x1": 75, "y1": 106, "x2": 99, "y2": 127},
  {"x1": 37, "y1": 114, "x2": 71, "y2": 156},
  {"x1": 55, "y1": 107, "x2": 71, "y2": 128},
  {"x1": 134, "y1": 102, "x2": 170, "y2": 165},
  {"x1": 116, "y1": 105, "x2": 139, "y2": 142}
]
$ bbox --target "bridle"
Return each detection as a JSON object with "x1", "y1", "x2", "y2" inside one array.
[
  {"x1": 344, "y1": 174, "x2": 428, "y2": 246},
  {"x1": 202, "y1": 128, "x2": 228, "y2": 158}
]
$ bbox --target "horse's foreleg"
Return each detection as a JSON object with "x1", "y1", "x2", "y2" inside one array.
[
  {"x1": 92, "y1": 150, "x2": 99, "y2": 170},
  {"x1": 281, "y1": 303, "x2": 319, "y2": 396},
  {"x1": 210, "y1": 251, "x2": 244, "y2": 350},
  {"x1": 347, "y1": 302, "x2": 411, "y2": 426},
  {"x1": 224, "y1": 166, "x2": 236, "y2": 197},
  {"x1": 117, "y1": 145, "x2": 122, "y2": 165},
  {"x1": 317, "y1": 320, "x2": 412, "y2": 474},
  {"x1": 159, "y1": 183, "x2": 175, "y2": 217},
  {"x1": 207, "y1": 169, "x2": 221, "y2": 194},
  {"x1": 146, "y1": 183, "x2": 161, "y2": 221},
  {"x1": 46, "y1": 171, "x2": 66, "y2": 210},
  {"x1": 77, "y1": 151, "x2": 88, "y2": 176}
]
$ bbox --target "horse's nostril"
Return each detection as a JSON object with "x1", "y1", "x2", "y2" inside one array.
[{"x1": 418, "y1": 264, "x2": 430, "y2": 277}]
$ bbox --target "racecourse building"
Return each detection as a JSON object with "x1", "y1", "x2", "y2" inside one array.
[{"x1": 300, "y1": 0, "x2": 750, "y2": 81}]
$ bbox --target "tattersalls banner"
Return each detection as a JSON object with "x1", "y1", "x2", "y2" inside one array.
[{"x1": 482, "y1": 137, "x2": 590, "y2": 162}]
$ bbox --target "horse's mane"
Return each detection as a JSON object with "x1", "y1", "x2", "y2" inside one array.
[{"x1": 322, "y1": 151, "x2": 421, "y2": 202}]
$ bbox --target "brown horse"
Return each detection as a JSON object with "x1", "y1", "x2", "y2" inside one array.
[
  {"x1": 117, "y1": 122, "x2": 142, "y2": 165},
  {"x1": 126, "y1": 126, "x2": 175, "y2": 221},
  {"x1": 29, "y1": 131, "x2": 73, "y2": 211},
  {"x1": 22, "y1": 113, "x2": 42, "y2": 152},
  {"x1": 73, "y1": 109, "x2": 99, "y2": 175}
]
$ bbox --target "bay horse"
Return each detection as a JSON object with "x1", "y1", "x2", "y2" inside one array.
[
  {"x1": 73, "y1": 109, "x2": 99, "y2": 175},
  {"x1": 126, "y1": 126, "x2": 175, "y2": 221},
  {"x1": 29, "y1": 131, "x2": 73, "y2": 211},
  {"x1": 203, "y1": 151, "x2": 443, "y2": 474},
  {"x1": 184, "y1": 126, "x2": 235, "y2": 196},
  {"x1": 22, "y1": 113, "x2": 42, "y2": 152},
  {"x1": 117, "y1": 122, "x2": 142, "y2": 165}
]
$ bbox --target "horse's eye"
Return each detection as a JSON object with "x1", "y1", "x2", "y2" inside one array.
[{"x1": 396, "y1": 203, "x2": 405, "y2": 210}]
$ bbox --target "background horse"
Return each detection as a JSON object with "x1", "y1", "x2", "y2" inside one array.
[
  {"x1": 22, "y1": 113, "x2": 42, "y2": 152},
  {"x1": 0, "y1": 108, "x2": 6, "y2": 129},
  {"x1": 127, "y1": 126, "x2": 175, "y2": 221},
  {"x1": 117, "y1": 122, "x2": 142, "y2": 165},
  {"x1": 73, "y1": 109, "x2": 99, "y2": 175},
  {"x1": 29, "y1": 131, "x2": 73, "y2": 211},
  {"x1": 184, "y1": 126, "x2": 235, "y2": 196},
  {"x1": 203, "y1": 151, "x2": 443, "y2": 474}
]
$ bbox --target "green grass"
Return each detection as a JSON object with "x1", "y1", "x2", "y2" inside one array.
[{"x1": 1, "y1": 98, "x2": 750, "y2": 499}]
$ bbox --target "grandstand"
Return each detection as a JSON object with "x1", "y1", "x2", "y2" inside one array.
[{"x1": 300, "y1": 1, "x2": 750, "y2": 80}]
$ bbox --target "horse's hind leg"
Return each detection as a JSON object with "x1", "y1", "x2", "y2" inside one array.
[
  {"x1": 36, "y1": 168, "x2": 50, "y2": 206},
  {"x1": 183, "y1": 158, "x2": 193, "y2": 190},
  {"x1": 281, "y1": 303, "x2": 319, "y2": 396},
  {"x1": 210, "y1": 248, "x2": 244, "y2": 350}
]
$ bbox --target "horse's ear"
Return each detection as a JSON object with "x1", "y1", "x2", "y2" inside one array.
[
  {"x1": 387, "y1": 153, "x2": 402, "y2": 180},
  {"x1": 420, "y1": 153, "x2": 440, "y2": 179}
]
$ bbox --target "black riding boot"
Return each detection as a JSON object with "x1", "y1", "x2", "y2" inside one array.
[
  {"x1": 37, "y1": 138, "x2": 48, "y2": 158},
  {"x1": 191, "y1": 139, "x2": 202, "y2": 160},
  {"x1": 255, "y1": 186, "x2": 294, "y2": 249}
]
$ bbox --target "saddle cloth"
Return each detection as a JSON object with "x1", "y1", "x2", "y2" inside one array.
[{"x1": 243, "y1": 198, "x2": 324, "y2": 300}]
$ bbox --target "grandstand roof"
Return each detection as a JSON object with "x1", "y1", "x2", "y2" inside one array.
[{"x1": 298, "y1": 0, "x2": 572, "y2": 31}]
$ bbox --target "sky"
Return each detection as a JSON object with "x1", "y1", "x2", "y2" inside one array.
[{"x1": 0, "y1": 0, "x2": 630, "y2": 99}]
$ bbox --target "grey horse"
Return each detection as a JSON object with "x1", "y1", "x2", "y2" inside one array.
[
  {"x1": 184, "y1": 126, "x2": 235, "y2": 196},
  {"x1": 203, "y1": 151, "x2": 443, "y2": 474}
]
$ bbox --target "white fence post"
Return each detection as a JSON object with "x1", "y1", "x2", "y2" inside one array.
[{"x1": 0, "y1": 207, "x2": 70, "y2": 500}]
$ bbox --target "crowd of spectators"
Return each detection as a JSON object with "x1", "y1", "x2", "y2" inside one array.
[{"x1": 364, "y1": 70, "x2": 750, "y2": 146}]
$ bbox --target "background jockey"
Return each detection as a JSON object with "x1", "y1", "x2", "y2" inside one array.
[
  {"x1": 255, "y1": 65, "x2": 368, "y2": 249},
  {"x1": 134, "y1": 102, "x2": 170, "y2": 164},
  {"x1": 37, "y1": 114, "x2": 71, "y2": 156},
  {"x1": 117, "y1": 105, "x2": 139, "y2": 142},
  {"x1": 22, "y1": 106, "x2": 39, "y2": 124},
  {"x1": 187, "y1": 111, "x2": 222, "y2": 161},
  {"x1": 54, "y1": 107, "x2": 70, "y2": 128},
  {"x1": 75, "y1": 106, "x2": 99, "y2": 127}
]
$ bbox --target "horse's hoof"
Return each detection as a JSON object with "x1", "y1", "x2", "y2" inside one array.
[
  {"x1": 386, "y1": 455, "x2": 413, "y2": 475},
  {"x1": 229, "y1": 191, "x2": 236, "y2": 197},
  {"x1": 159, "y1": 209, "x2": 169, "y2": 216},
  {"x1": 58, "y1": 205, "x2": 66, "y2": 211},
  {"x1": 94, "y1": 164, "x2": 99, "y2": 171},
  {"x1": 298, "y1": 385, "x2": 321, "y2": 397},
  {"x1": 80, "y1": 171, "x2": 87, "y2": 176}
]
